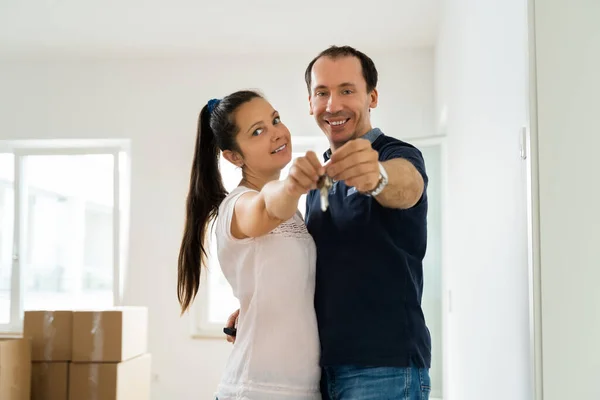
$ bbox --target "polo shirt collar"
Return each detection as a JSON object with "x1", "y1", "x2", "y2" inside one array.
[{"x1": 323, "y1": 128, "x2": 383, "y2": 162}]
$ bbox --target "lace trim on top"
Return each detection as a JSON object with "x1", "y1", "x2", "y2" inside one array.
[{"x1": 269, "y1": 216, "x2": 310, "y2": 239}]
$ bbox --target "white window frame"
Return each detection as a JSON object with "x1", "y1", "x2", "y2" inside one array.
[
  {"x1": 191, "y1": 135, "x2": 329, "y2": 338},
  {"x1": 0, "y1": 139, "x2": 130, "y2": 335}
]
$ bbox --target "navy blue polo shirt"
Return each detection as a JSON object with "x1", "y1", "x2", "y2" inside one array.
[{"x1": 305, "y1": 128, "x2": 431, "y2": 368}]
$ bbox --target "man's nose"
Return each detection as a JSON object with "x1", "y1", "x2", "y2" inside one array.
[{"x1": 326, "y1": 93, "x2": 343, "y2": 114}]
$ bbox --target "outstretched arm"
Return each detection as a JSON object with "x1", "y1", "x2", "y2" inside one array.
[
  {"x1": 231, "y1": 151, "x2": 324, "y2": 238},
  {"x1": 326, "y1": 139, "x2": 425, "y2": 209}
]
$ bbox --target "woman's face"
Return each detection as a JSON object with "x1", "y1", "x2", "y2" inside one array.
[{"x1": 227, "y1": 97, "x2": 292, "y2": 178}]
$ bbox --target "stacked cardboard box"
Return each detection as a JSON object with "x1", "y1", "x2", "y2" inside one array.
[
  {"x1": 70, "y1": 307, "x2": 151, "y2": 400},
  {"x1": 25, "y1": 310, "x2": 73, "y2": 400},
  {"x1": 0, "y1": 337, "x2": 32, "y2": 400},
  {"x1": 24, "y1": 307, "x2": 151, "y2": 400}
]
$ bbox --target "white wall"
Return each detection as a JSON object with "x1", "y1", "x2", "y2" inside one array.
[
  {"x1": 532, "y1": 1, "x2": 600, "y2": 399},
  {"x1": 0, "y1": 49, "x2": 434, "y2": 400},
  {"x1": 435, "y1": 0, "x2": 532, "y2": 399}
]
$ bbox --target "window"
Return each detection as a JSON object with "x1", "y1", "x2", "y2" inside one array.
[
  {"x1": 0, "y1": 154, "x2": 14, "y2": 326},
  {"x1": 0, "y1": 141, "x2": 130, "y2": 333}
]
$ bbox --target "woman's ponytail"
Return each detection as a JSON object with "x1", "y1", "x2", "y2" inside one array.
[{"x1": 177, "y1": 105, "x2": 227, "y2": 314}]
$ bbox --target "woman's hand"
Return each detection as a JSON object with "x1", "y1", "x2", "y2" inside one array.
[{"x1": 284, "y1": 151, "x2": 325, "y2": 197}]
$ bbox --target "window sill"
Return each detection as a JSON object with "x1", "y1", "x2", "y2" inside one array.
[
  {"x1": 190, "y1": 332, "x2": 229, "y2": 340},
  {"x1": 190, "y1": 321, "x2": 230, "y2": 340},
  {"x1": 0, "y1": 331, "x2": 23, "y2": 339}
]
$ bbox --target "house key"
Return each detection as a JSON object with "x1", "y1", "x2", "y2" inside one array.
[{"x1": 317, "y1": 175, "x2": 333, "y2": 212}]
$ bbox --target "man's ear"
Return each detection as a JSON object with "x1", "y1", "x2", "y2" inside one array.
[
  {"x1": 369, "y1": 88, "x2": 379, "y2": 109},
  {"x1": 222, "y1": 150, "x2": 244, "y2": 168},
  {"x1": 308, "y1": 95, "x2": 314, "y2": 116}
]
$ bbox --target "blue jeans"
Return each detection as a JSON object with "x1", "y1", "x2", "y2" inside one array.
[{"x1": 320, "y1": 365, "x2": 431, "y2": 400}]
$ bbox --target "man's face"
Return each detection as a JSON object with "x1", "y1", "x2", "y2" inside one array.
[{"x1": 308, "y1": 56, "x2": 378, "y2": 150}]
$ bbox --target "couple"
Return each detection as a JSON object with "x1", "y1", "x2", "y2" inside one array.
[{"x1": 177, "y1": 45, "x2": 432, "y2": 400}]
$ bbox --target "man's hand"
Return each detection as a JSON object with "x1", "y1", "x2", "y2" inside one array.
[
  {"x1": 325, "y1": 139, "x2": 380, "y2": 193},
  {"x1": 225, "y1": 309, "x2": 239, "y2": 343}
]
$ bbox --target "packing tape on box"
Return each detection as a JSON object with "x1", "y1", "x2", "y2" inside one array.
[
  {"x1": 91, "y1": 311, "x2": 104, "y2": 360},
  {"x1": 88, "y1": 364, "x2": 100, "y2": 400},
  {"x1": 42, "y1": 311, "x2": 57, "y2": 361},
  {"x1": 88, "y1": 312, "x2": 104, "y2": 400}
]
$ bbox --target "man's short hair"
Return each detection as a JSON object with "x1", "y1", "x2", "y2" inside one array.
[{"x1": 304, "y1": 45, "x2": 379, "y2": 94}]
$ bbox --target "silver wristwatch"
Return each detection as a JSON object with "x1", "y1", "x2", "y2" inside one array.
[{"x1": 367, "y1": 162, "x2": 389, "y2": 197}]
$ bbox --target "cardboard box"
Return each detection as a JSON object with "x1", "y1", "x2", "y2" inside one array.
[
  {"x1": 0, "y1": 338, "x2": 32, "y2": 400},
  {"x1": 69, "y1": 353, "x2": 151, "y2": 400},
  {"x1": 31, "y1": 362, "x2": 69, "y2": 400},
  {"x1": 23, "y1": 310, "x2": 73, "y2": 361},
  {"x1": 72, "y1": 307, "x2": 148, "y2": 362}
]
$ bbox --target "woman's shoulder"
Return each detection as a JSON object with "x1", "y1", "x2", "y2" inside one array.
[
  {"x1": 216, "y1": 186, "x2": 257, "y2": 244},
  {"x1": 220, "y1": 186, "x2": 258, "y2": 208},
  {"x1": 229, "y1": 185, "x2": 258, "y2": 197}
]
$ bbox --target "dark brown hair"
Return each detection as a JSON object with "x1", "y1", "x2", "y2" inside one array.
[
  {"x1": 177, "y1": 90, "x2": 262, "y2": 314},
  {"x1": 304, "y1": 45, "x2": 379, "y2": 94}
]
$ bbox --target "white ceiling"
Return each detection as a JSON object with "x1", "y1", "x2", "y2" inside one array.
[{"x1": 0, "y1": 0, "x2": 441, "y2": 56}]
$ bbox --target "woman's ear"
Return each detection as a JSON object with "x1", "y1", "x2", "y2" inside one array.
[{"x1": 222, "y1": 150, "x2": 244, "y2": 168}]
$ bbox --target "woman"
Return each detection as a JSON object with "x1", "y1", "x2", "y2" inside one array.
[{"x1": 177, "y1": 90, "x2": 323, "y2": 399}]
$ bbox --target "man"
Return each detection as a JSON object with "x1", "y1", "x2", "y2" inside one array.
[{"x1": 227, "y1": 45, "x2": 431, "y2": 399}]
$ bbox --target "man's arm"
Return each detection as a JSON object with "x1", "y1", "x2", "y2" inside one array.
[
  {"x1": 375, "y1": 157, "x2": 424, "y2": 209},
  {"x1": 224, "y1": 309, "x2": 239, "y2": 343},
  {"x1": 325, "y1": 138, "x2": 426, "y2": 209}
]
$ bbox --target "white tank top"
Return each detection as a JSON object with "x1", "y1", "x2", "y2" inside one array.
[{"x1": 215, "y1": 186, "x2": 321, "y2": 400}]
